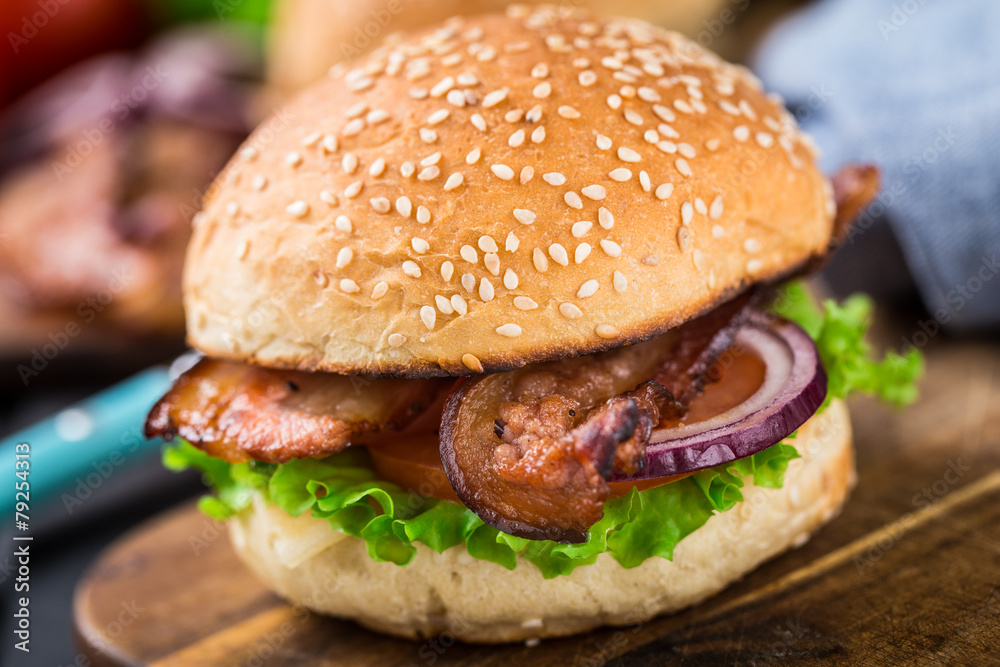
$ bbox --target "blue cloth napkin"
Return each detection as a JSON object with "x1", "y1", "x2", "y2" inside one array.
[{"x1": 754, "y1": 0, "x2": 1000, "y2": 333}]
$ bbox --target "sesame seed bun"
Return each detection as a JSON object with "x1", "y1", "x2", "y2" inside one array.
[
  {"x1": 185, "y1": 7, "x2": 834, "y2": 377},
  {"x1": 229, "y1": 399, "x2": 854, "y2": 642}
]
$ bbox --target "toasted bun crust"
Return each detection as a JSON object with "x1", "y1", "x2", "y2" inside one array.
[
  {"x1": 268, "y1": 0, "x2": 730, "y2": 96},
  {"x1": 187, "y1": 7, "x2": 834, "y2": 377},
  {"x1": 229, "y1": 399, "x2": 853, "y2": 642}
]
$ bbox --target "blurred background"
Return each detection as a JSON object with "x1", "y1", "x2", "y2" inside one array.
[{"x1": 0, "y1": 0, "x2": 996, "y2": 664}]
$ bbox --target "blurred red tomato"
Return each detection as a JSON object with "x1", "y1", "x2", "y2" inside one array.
[{"x1": 0, "y1": 0, "x2": 148, "y2": 107}]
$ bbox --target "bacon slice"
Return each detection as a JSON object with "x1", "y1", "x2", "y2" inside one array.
[
  {"x1": 145, "y1": 359, "x2": 452, "y2": 463},
  {"x1": 440, "y1": 295, "x2": 754, "y2": 542}
]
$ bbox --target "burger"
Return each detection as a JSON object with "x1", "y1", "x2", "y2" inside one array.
[{"x1": 146, "y1": 6, "x2": 921, "y2": 643}]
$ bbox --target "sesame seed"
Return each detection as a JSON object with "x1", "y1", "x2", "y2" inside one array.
[
  {"x1": 496, "y1": 323, "x2": 522, "y2": 338},
  {"x1": 446, "y1": 89, "x2": 467, "y2": 107},
  {"x1": 709, "y1": 269, "x2": 717, "y2": 289},
  {"x1": 712, "y1": 224, "x2": 726, "y2": 238},
  {"x1": 435, "y1": 295, "x2": 454, "y2": 314},
  {"x1": 520, "y1": 166, "x2": 534, "y2": 184},
  {"x1": 478, "y1": 235, "x2": 499, "y2": 253},
  {"x1": 388, "y1": 333, "x2": 407, "y2": 348},
  {"x1": 652, "y1": 105, "x2": 676, "y2": 123},
  {"x1": 739, "y1": 100, "x2": 758, "y2": 120},
  {"x1": 285, "y1": 200, "x2": 308, "y2": 218},
  {"x1": 400, "y1": 162, "x2": 415, "y2": 178},
  {"x1": 744, "y1": 238, "x2": 762, "y2": 253},
  {"x1": 417, "y1": 206, "x2": 431, "y2": 224},
  {"x1": 572, "y1": 221, "x2": 592, "y2": 238},
  {"x1": 582, "y1": 184, "x2": 607, "y2": 200},
  {"x1": 747, "y1": 259, "x2": 764, "y2": 274},
  {"x1": 513, "y1": 296, "x2": 538, "y2": 311},
  {"x1": 675, "y1": 159, "x2": 693, "y2": 177},
  {"x1": 427, "y1": 109, "x2": 450, "y2": 125},
  {"x1": 417, "y1": 166, "x2": 440, "y2": 181},
  {"x1": 695, "y1": 198, "x2": 708, "y2": 215},
  {"x1": 251, "y1": 174, "x2": 268, "y2": 191},
  {"x1": 505, "y1": 109, "x2": 524, "y2": 123},
  {"x1": 607, "y1": 94, "x2": 622, "y2": 110},
  {"x1": 476, "y1": 45, "x2": 497, "y2": 62},
  {"x1": 444, "y1": 173, "x2": 464, "y2": 191},
  {"x1": 600, "y1": 239, "x2": 622, "y2": 257},
  {"x1": 335, "y1": 215, "x2": 352, "y2": 232},
  {"x1": 320, "y1": 190, "x2": 337, "y2": 206},
  {"x1": 409, "y1": 88, "x2": 428, "y2": 100},
  {"x1": 598, "y1": 207, "x2": 614, "y2": 229},
  {"x1": 483, "y1": 88, "x2": 509, "y2": 108},
  {"x1": 336, "y1": 247, "x2": 353, "y2": 268},
  {"x1": 643, "y1": 254, "x2": 660, "y2": 266},
  {"x1": 678, "y1": 143, "x2": 696, "y2": 158},
  {"x1": 412, "y1": 237, "x2": 430, "y2": 254},
  {"x1": 345, "y1": 101, "x2": 368, "y2": 118},
  {"x1": 579, "y1": 70, "x2": 597, "y2": 86},
  {"x1": 655, "y1": 183, "x2": 674, "y2": 200},
  {"x1": 419, "y1": 128, "x2": 438, "y2": 143},
  {"x1": 692, "y1": 249, "x2": 706, "y2": 271},
  {"x1": 613, "y1": 270, "x2": 627, "y2": 293},
  {"x1": 471, "y1": 114, "x2": 487, "y2": 131},
  {"x1": 343, "y1": 118, "x2": 365, "y2": 137},
  {"x1": 440, "y1": 261, "x2": 455, "y2": 282},
  {"x1": 505, "y1": 232, "x2": 519, "y2": 252},
  {"x1": 285, "y1": 151, "x2": 302, "y2": 167},
  {"x1": 393, "y1": 196, "x2": 412, "y2": 217},
  {"x1": 602, "y1": 56, "x2": 623, "y2": 70},
  {"x1": 370, "y1": 197, "x2": 391, "y2": 213},
  {"x1": 531, "y1": 63, "x2": 549, "y2": 78},
  {"x1": 756, "y1": 132, "x2": 774, "y2": 148},
  {"x1": 677, "y1": 226, "x2": 692, "y2": 252},
  {"x1": 674, "y1": 99, "x2": 693, "y2": 114},
  {"x1": 465, "y1": 148, "x2": 482, "y2": 165},
  {"x1": 368, "y1": 109, "x2": 389, "y2": 125},
  {"x1": 733, "y1": 125, "x2": 750, "y2": 142},
  {"x1": 505, "y1": 129, "x2": 525, "y2": 149},
  {"x1": 451, "y1": 294, "x2": 468, "y2": 315},
  {"x1": 430, "y1": 76, "x2": 455, "y2": 98},
  {"x1": 235, "y1": 237, "x2": 248, "y2": 257},
  {"x1": 710, "y1": 196, "x2": 724, "y2": 220},
  {"x1": 240, "y1": 146, "x2": 257, "y2": 160},
  {"x1": 720, "y1": 100, "x2": 740, "y2": 115},
  {"x1": 484, "y1": 253, "x2": 500, "y2": 276},
  {"x1": 503, "y1": 268, "x2": 518, "y2": 289},
  {"x1": 339, "y1": 278, "x2": 360, "y2": 294},
  {"x1": 577, "y1": 280, "x2": 599, "y2": 298},
  {"x1": 491, "y1": 164, "x2": 515, "y2": 181},
  {"x1": 558, "y1": 105, "x2": 581, "y2": 119},
  {"x1": 681, "y1": 201, "x2": 695, "y2": 226},
  {"x1": 300, "y1": 131, "x2": 321, "y2": 147},
  {"x1": 543, "y1": 172, "x2": 566, "y2": 186},
  {"x1": 509, "y1": 208, "x2": 536, "y2": 226},
  {"x1": 343, "y1": 153, "x2": 359, "y2": 174},
  {"x1": 344, "y1": 181, "x2": 363, "y2": 198},
  {"x1": 575, "y1": 243, "x2": 592, "y2": 263},
  {"x1": 348, "y1": 77, "x2": 373, "y2": 92},
  {"x1": 639, "y1": 171, "x2": 651, "y2": 192},
  {"x1": 547, "y1": 243, "x2": 569, "y2": 266},
  {"x1": 369, "y1": 158, "x2": 386, "y2": 177},
  {"x1": 659, "y1": 123, "x2": 680, "y2": 139},
  {"x1": 624, "y1": 109, "x2": 644, "y2": 126},
  {"x1": 533, "y1": 82, "x2": 552, "y2": 98},
  {"x1": 644, "y1": 130, "x2": 660, "y2": 144},
  {"x1": 402, "y1": 260, "x2": 422, "y2": 278},
  {"x1": 460, "y1": 245, "x2": 478, "y2": 264},
  {"x1": 609, "y1": 168, "x2": 632, "y2": 182},
  {"x1": 462, "y1": 353, "x2": 483, "y2": 373},
  {"x1": 705, "y1": 138, "x2": 721, "y2": 151},
  {"x1": 531, "y1": 125, "x2": 546, "y2": 142},
  {"x1": 559, "y1": 302, "x2": 582, "y2": 319},
  {"x1": 595, "y1": 324, "x2": 620, "y2": 339},
  {"x1": 526, "y1": 105, "x2": 543, "y2": 123},
  {"x1": 564, "y1": 191, "x2": 583, "y2": 209},
  {"x1": 596, "y1": 135, "x2": 613, "y2": 150},
  {"x1": 657, "y1": 141, "x2": 677, "y2": 154},
  {"x1": 533, "y1": 248, "x2": 549, "y2": 272},
  {"x1": 371, "y1": 281, "x2": 388, "y2": 300},
  {"x1": 479, "y1": 278, "x2": 495, "y2": 302},
  {"x1": 618, "y1": 147, "x2": 641, "y2": 163},
  {"x1": 420, "y1": 306, "x2": 436, "y2": 330}
]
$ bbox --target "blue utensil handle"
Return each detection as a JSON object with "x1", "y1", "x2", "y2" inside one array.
[{"x1": 0, "y1": 366, "x2": 173, "y2": 518}]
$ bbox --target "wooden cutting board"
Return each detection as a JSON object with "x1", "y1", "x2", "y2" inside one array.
[{"x1": 73, "y1": 338, "x2": 1000, "y2": 666}]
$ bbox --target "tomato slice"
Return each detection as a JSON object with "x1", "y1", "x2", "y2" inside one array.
[{"x1": 365, "y1": 344, "x2": 766, "y2": 504}]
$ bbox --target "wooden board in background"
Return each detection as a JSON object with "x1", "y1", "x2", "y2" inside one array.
[{"x1": 73, "y1": 340, "x2": 1000, "y2": 666}]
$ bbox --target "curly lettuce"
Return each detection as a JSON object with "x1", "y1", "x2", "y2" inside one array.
[{"x1": 163, "y1": 281, "x2": 923, "y2": 578}]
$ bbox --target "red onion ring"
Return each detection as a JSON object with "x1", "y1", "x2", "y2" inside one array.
[{"x1": 609, "y1": 315, "x2": 827, "y2": 481}]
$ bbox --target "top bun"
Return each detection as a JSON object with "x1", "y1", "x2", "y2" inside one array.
[{"x1": 186, "y1": 5, "x2": 835, "y2": 377}]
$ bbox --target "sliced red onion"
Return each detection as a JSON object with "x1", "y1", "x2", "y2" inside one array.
[{"x1": 609, "y1": 315, "x2": 827, "y2": 481}]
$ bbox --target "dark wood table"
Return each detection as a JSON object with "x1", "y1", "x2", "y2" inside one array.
[{"x1": 73, "y1": 335, "x2": 1000, "y2": 666}]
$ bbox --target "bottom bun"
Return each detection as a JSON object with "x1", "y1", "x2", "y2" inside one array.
[{"x1": 229, "y1": 399, "x2": 854, "y2": 643}]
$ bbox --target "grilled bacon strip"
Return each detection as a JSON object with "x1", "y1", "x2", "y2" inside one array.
[
  {"x1": 440, "y1": 295, "x2": 753, "y2": 542},
  {"x1": 145, "y1": 358, "x2": 452, "y2": 463}
]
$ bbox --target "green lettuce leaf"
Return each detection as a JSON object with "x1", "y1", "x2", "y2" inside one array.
[{"x1": 164, "y1": 281, "x2": 922, "y2": 578}]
